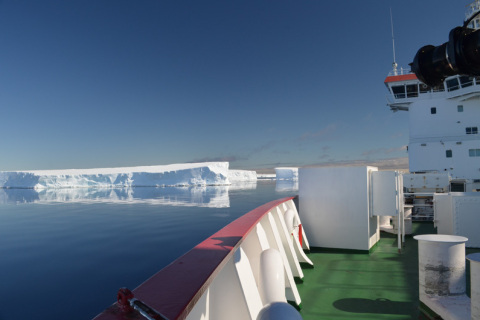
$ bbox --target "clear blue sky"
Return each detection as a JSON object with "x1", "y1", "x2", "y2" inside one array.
[{"x1": 0, "y1": 0, "x2": 467, "y2": 171}]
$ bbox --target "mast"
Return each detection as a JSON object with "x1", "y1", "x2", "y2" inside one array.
[{"x1": 390, "y1": 8, "x2": 398, "y2": 75}]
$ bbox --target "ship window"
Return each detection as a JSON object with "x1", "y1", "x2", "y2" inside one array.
[
  {"x1": 451, "y1": 182, "x2": 465, "y2": 192},
  {"x1": 391, "y1": 85, "x2": 405, "y2": 99},
  {"x1": 460, "y1": 76, "x2": 474, "y2": 88},
  {"x1": 466, "y1": 127, "x2": 478, "y2": 134},
  {"x1": 431, "y1": 107, "x2": 436, "y2": 114},
  {"x1": 469, "y1": 149, "x2": 480, "y2": 157},
  {"x1": 446, "y1": 150, "x2": 452, "y2": 158},
  {"x1": 406, "y1": 84, "x2": 418, "y2": 97},
  {"x1": 446, "y1": 78, "x2": 460, "y2": 91},
  {"x1": 458, "y1": 105, "x2": 464, "y2": 112}
]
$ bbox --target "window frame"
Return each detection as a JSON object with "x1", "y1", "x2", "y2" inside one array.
[{"x1": 466, "y1": 127, "x2": 478, "y2": 134}]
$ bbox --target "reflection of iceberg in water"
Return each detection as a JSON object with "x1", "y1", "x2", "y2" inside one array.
[
  {"x1": 0, "y1": 188, "x2": 40, "y2": 204},
  {"x1": 0, "y1": 186, "x2": 231, "y2": 208},
  {"x1": 275, "y1": 180, "x2": 298, "y2": 192},
  {"x1": 228, "y1": 181, "x2": 257, "y2": 191}
]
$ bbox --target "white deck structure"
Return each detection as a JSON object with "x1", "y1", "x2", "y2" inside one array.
[
  {"x1": 385, "y1": 71, "x2": 480, "y2": 191},
  {"x1": 385, "y1": 1, "x2": 480, "y2": 191}
]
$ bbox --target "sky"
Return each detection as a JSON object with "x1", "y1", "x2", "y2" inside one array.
[{"x1": 0, "y1": 0, "x2": 470, "y2": 171}]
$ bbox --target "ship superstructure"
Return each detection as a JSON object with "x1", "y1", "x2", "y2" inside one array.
[{"x1": 385, "y1": 1, "x2": 480, "y2": 193}]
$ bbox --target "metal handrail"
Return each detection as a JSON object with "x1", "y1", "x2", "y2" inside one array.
[{"x1": 387, "y1": 68, "x2": 413, "y2": 77}]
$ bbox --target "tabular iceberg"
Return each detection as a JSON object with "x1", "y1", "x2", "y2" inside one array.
[
  {"x1": 228, "y1": 169, "x2": 257, "y2": 182},
  {"x1": 0, "y1": 162, "x2": 256, "y2": 189},
  {"x1": 275, "y1": 167, "x2": 298, "y2": 180}
]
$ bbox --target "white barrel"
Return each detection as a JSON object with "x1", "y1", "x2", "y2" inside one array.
[
  {"x1": 256, "y1": 302, "x2": 302, "y2": 320},
  {"x1": 260, "y1": 248, "x2": 285, "y2": 304},
  {"x1": 284, "y1": 209, "x2": 296, "y2": 233},
  {"x1": 467, "y1": 253, "x2": 480, "y2": 320},
  {"x1": 414, "y1": 234, "x2": 468, "y2": 296}
]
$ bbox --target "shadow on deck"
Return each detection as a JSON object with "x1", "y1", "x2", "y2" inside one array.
[{"x1": 297, "y1": 222, "x2": 442, "y2": 320}]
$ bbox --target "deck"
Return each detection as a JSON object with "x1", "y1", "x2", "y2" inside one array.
[{"x1": 297, "y1": 223, "x2": 480, "y2": 320}]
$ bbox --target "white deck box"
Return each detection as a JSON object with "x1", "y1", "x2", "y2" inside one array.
[
  {"x1": 298, "y1": 166, "x2": 380, "y2": 251},
  {"x1": 434, "y1": 192, "x2": 480, "y2": 248}
]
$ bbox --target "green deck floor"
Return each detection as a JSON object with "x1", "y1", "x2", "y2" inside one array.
[{"x1": 297, "y1": 223, "x2": 480, "y2": 320}]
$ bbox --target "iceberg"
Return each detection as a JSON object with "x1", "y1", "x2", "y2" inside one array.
[
  {"x1": 257, "y1": 174, "x2": 276, "y2": 180},
  {"x1": 228, "y1": 169, "x2": 257, "y2": 182},
  {"x1": 275, "y1": 167, "x2": 299, "y2": 180},
  {"x1": 0, "y1": 162, "x2": 256, "y2": 189}
]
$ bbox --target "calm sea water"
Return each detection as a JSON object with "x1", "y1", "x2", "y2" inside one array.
[{"x1": 0, "y1": 180, "x2": 297, "y2": 320}]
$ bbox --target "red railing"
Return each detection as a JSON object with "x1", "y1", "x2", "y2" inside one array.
[{"x1": 93, "y1": 197, "x2": 295, "y2": 320}]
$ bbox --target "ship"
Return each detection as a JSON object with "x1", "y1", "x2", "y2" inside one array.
[
  {"x1": 384, "y1": 0, "x2": 480, "y2": 222},
  {"x1": 93, "y1": 2, "x2": 480, "y2": 320}
]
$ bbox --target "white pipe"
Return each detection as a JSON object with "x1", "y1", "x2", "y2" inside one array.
[
  {"x1": 259, "y1": 248, "x2": 286, "y2": 304},
  {"x1": 397, "y1": 212, "x2": 401, "y2": 252},
  {"x1": 256, "y1": 302, "x2": 302, "y2": 320},
  {"x1": 284, "y1": 209, "x2": 296, "y2": 233},
  {"x1": 467, "y1": 253, "x2": 480, "y2": 320},
  {"x1": 403, "y1": 193, "x2": 436, "y2": 195}
]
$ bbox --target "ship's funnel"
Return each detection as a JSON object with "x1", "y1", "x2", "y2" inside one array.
[{"x1": 411, "y1": 26, "x2": 480, "y2": 86}]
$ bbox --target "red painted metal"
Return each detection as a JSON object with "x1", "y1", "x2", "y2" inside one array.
[
  {"x1": 117, "y1": 288, "x2": 134, "y2": 313},
  {"x1": 93, "y1": 197, "x2": 295, "y2": 320},
  {"x1": 298, "y1": 224, "x2": 303, "y2": 247},
  {"x1": 384, "y1": 73, "x2": 418, "y2": 83},
  {"x1": 115, "y1": 287, "x2": 170, "y2": 320}
]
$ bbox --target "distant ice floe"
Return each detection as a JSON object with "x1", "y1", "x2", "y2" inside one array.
[{"x1": 0, "y1": 162, "x2": 257, "y2": 189}]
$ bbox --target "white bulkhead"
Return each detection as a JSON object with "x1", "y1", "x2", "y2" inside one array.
[{"x1": 386, "y1": 72, "x2": 480, "y2": 185}]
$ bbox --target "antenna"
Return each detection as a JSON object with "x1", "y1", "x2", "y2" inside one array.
[{"x1": 390, "y1": 8, "x2": 398, "y2": 75}]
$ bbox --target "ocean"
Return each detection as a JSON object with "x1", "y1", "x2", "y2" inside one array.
[{"x1": 0, "y1": 180, "x2": 297, "y2": 320}]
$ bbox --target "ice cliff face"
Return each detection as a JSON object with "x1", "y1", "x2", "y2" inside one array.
[
  {"x1": 0, "y1": 162, "x2": 256, "y2": 189},
  {"x1": 228, "y1": 169, "x2": 257, "y2": 182},
  {"x1": 275, "y1": 167, "x2": 298, "y2": 180}
]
